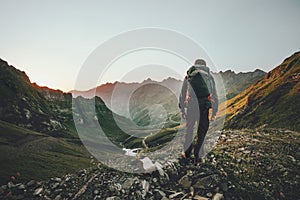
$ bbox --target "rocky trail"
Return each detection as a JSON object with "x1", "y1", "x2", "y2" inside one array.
[{"x1": 1, "y1": 128, "x2": 299, "y2": 200}]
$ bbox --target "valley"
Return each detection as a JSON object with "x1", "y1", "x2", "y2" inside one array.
[{"x1": 0, "y1": 51, "x2": 299, "y2": 199}]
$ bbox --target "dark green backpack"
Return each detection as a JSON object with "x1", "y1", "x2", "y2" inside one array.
[{"x1": 187, "y1": 65, "x2": 214, "y2": 99}]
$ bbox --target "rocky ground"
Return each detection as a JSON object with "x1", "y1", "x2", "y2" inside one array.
[{"x1": 0, "y1": 128, "x2": 299, "y2": 200}]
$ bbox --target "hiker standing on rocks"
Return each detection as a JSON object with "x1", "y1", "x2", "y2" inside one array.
[{"x1": 179, "y1": 59, "x2": 218, "y2": 165}]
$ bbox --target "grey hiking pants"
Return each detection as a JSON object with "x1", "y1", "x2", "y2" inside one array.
[{"x1": 183, "y1": 99, "x2": 209, "y2": 159}]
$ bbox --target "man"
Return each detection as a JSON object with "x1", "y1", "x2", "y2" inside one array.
[{"x1": 179, "y1": 59, "x2": 218, "y2": 165}]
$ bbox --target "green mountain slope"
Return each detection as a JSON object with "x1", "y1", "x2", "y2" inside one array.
[
  {"x1": 0, "y1": 59, "x2": 136, "y2": 184},
  {"x1": 0, "y1": 59, "x2": 77, "y2": 137},
  {"x1": 224, "y1": 52, "x2": 300, "y2": 131},
  {"x1": 0, "y1": 120, "x2": 91, "y2": 185}
]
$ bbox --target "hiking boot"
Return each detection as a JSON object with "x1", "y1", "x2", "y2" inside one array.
[
  {"x1": 180, "y1": 152, "x2": 193, "y2": 165},
  {"x1": 194, "y1": 157, "x2": 205, "y2": 166}
]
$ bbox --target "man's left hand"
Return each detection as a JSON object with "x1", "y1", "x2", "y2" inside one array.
[{"x1": 211, "y1": 116, "x2": 216, "y2": 121}]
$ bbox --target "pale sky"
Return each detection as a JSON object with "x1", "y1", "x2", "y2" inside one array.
[{"x1": 0, "y1": 0, "x2": 299, "y2": 91}]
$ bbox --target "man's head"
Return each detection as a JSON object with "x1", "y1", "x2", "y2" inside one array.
[{"x1": 194, "y1": 59, "x2": 206, "y2": 66}]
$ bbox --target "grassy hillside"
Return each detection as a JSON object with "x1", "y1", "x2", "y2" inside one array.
[
  {"x1": 0, "y1": 120, "x2": 91, "y2": 185},
  {"x1": 0, "y1": 58, "x2": 142, "y2": 184},
  {"x1": 223, "y1": 52, "x2": 300, "y2": 131}
]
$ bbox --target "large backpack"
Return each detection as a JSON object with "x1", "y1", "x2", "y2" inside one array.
[{"x1": 187, "y1": 66, "x2": 214, "y2": 99}]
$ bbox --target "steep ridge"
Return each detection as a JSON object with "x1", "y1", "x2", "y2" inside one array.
[
  {"x1": 224, "y1": 52, "x2": 300, "y2": 131},
  {"x1": 0, "y1": 59, "x2": 134, "y2": 184},
  {"x1": 0, "y1": 59, "x2": 131, "y2": 140},
  {"x1": 0, "y1": 59, "x2": 76, "y2": 137}
]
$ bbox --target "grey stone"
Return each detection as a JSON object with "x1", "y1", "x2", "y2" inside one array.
[
  {"x1": 154, "y1": 189, "x2": 166, "y2": 198},
  {"x1": 43, "y1": 196, "x2": 52, "y2": 200},
  {"x1": 54, "y1": 177, "x2": 62, "y2": 182},
  {"x1": 26, "y1": 180, "x2": 36, "y2": 187},
  {"x1": 179, "y1": 175, "x2": 191, "y2": 188},
  {"x1": 18, "y1": 184, "x2": 26, "y2": 190},
  {"x1": 193, "y1": 195, "x2": 209, "y2": 200},
  {"x1": 212, "y1": 193, "x2": 224, "y2": 200},
  {"x1": 193, "y1": 175, "x2": 213, "y2": 189},
  {"x1": 51, "y1": 182, "x2": 60, "y2": 190},
  {"x1": 106, "y1": 197, "x2": 121, "y2": 200},
  {"x1": 7, "y1": 182, "x2": 14, "y2": 189},
  {"x1": 189, "y1": 186, "x2": 194, "y2": 197},
  {"x1": 206, "y1": 192, "x2": 212, "y2": 197},
  {"x1": 287, "y1": 155, "x2": 296, "y2": 163},
  {"x1": 44, "y1": 189, "x2": 51, "y2": 195},
  {"x1": 33, "y1": 187, "x2": 43, "y2": 196},
  {"x1": 122, "y1": 178, "x2": 134, "y2": 190},
  {"x1": 169, "y1": 192, "x2": 184, "y2": 199},
  {"x1": 54, "y1": 194, "x2": 62, "y2": 200},
  {"x1": 142, "y1": 180, "x2": 150, "y2": 193},
  {"x1": 1, "y1": 185, "x2": 7, "y2": 190}
]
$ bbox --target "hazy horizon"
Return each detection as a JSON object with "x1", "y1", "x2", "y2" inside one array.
[{"x1": 2, "y1": 55, "x2": 269, "y2": 93}]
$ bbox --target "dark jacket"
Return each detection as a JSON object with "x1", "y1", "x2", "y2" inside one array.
[{"x1": 179, "y1": 65, "x2": 219, "y2": 116}]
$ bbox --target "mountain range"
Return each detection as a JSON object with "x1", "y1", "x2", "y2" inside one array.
[
  {"x1": 0, "y1": 52, "x2": 299, "y2": 195},
  {"x1": 216, "y1": 69, "x2": 266, "y2": 100},
  {"x1": 71, "y1": 69, "x2": 266, "y2": 121}
]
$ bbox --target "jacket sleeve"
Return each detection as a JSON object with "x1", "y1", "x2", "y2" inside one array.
[
  {"x1": 179, "y1": 76, "x2": 188, "y2": 112},
  {"x1": 211, "y1": 76, "x2": 219, "y2": 116}
]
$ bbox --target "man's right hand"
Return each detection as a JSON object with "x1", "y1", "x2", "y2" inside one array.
[{"x1": 181, "y1": 111, "x2": 186, "y2": 119}]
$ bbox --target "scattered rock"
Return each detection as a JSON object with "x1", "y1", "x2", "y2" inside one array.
[{"x1": 0, "y1": 128, "x2": 298, "y2": 200}]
